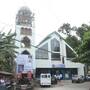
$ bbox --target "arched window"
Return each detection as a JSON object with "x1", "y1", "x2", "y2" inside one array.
[
  {"x1": 21, "y1": 36, "x2": 31, "y2": 48},
  {"x1": 21, "y1": 50, "x2": 30, "y2": 55},
  {"x1": 51, "y1": 38, "x2": 60, "y2": 60}
]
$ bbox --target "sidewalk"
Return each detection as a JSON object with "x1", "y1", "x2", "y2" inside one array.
[
  {"x1": 56, "y1": 80, "x2": 72, "y2": 86},
  {"x1": 61, "y1": 80, "x2": 72, "y2": 83},
  {"x1": 34, "y1": 79, "x2": 72, "y2": 87}
]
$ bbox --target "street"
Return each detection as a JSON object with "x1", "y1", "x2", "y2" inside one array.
[{"x1": 34, "y1": 81, "x2": 90, "y2": 90}]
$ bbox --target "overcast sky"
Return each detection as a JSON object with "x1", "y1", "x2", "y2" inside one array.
[{"x1": 0, "y1": 0, "x2": 90, "y2": 45}]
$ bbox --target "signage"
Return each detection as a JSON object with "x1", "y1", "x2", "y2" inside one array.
[
  {"x1": 16, "y1": 54, "x2": 29, "y2": 64},
  {"x1": 24, "y1": 63, "x2": 32, "y2": 72},
  {"x1": 16, "y1": 54, "x2": 33, "y2": 73},
  {"x1": 52, "y1": 64, "x2": 65, "y2": 68}
]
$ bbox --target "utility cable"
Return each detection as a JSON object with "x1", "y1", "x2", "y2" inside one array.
[{"x1": 15, "y1": 39, "x2": 69, "y2": 58}]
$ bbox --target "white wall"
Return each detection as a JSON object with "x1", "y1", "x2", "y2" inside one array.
[
  {"x1": 15, "y1": 24, "x2": 36, "y2": 70},
  {"x1": 65, "y1": 60, "x2": 85, "y2": 76},
  {"x1": 36, "y1": 59, "x2": 52, "y2": 68},
  {"x1": 35, "y1": 32, "x2": 85, "y2": 76}
]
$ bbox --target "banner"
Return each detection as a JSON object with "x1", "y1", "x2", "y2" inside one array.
[{"x1": 16, "y1": 54, "x2": 33, "y2": 73}]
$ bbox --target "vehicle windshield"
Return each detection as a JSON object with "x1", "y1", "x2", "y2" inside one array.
[
  {"x1": 41, "y1": 74, "x2": 51, "y2": 78},
  {"x1": 42, "y1": 75, "x2": 47, "y2": 78}
]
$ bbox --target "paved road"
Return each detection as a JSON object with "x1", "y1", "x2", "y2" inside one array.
[{"x1": 34, "y1": 81, "x2": 90, "y2": 90}]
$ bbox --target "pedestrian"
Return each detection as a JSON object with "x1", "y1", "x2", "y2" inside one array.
[
  {"x1": 60, "y1": 73, "x2": 63, "y2": 80},
  {"x1": 0, "y1": 76, "x2": 5, "y2": 86}
]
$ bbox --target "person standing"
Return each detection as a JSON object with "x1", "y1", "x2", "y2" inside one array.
[
  {"x1": 60, "y1": 73, "x2": 63, "y2": 80},
  {"x1": 0, "y1": 77, "x2": 5, "y2": 86}
]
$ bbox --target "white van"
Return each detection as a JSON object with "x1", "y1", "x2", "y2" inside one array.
[{"x1": 40, "y1": 73, "x2": 51, "y2": 86}]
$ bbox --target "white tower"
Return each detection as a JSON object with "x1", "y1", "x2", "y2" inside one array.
[{"x1": 15, "y1": 6, "x2": 35, "y2": 74}]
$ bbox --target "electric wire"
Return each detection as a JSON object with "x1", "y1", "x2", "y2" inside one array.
[{"x1": 15, "y1": 39, "x2": 75, "y2": 59}]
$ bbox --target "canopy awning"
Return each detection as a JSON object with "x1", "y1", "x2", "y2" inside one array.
[{"x1": 0, "y1": 71, "x2": 13, "y2": 75}]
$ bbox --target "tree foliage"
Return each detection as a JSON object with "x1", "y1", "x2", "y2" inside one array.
[
  {"x1": 58, "y1": 23, "x2": 90, "y2": 64},
  {"x1": 58, "y1": 23, "x2": 72, "y2": 36},
  {"x1": 65, "y1": 36, "x2": 81, "y2": 58},
  {"x1": 0, "y1": 31, "x2": 18, "y2": 72},
  {"x1": 65, "y1": 36, "x2": 81, "y2": 49},
  {"x1": 76, "y1": 24, "x2": 90, "y2": 40},
  {"x1": 73, "y1": 31, "x2": 90, "y2": 64}
]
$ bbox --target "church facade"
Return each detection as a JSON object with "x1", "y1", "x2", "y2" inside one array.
[
  {"x1": 15, "y1": 6, "x2": 85, "y2": 80},
  {"x1": 35, "y1": 31, "x2": 85, "y2": 79}
]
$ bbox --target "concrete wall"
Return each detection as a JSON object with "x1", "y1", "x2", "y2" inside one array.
[
  {"x1": 36, "y1": 59, "x2": 51, "y2": 68},
  {"x1": 35, "y1": 32, "x2": 85, "y2": 76},
  {"x1": 65, "y1": 60, "x2": 84, "y2": 76},
  {"x1": 15, "y1": 25, "x2": 35, "y2": 70}
]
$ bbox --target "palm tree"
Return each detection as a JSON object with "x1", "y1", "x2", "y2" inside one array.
[{"x1": 0, "y1": 31, "x2": 18, "y2": 72}]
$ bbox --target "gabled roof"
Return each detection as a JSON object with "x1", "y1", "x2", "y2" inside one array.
[
  {"x1": 37, "y1": 31, "x2": 64, "y2": 46},
  {"x1": 36, "y1": 31, "x2": 77, "y2": 56}
]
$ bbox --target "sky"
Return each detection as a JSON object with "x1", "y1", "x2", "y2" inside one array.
[{"x1": 0, "y1": 0, "x2": 90, "y2": 45}]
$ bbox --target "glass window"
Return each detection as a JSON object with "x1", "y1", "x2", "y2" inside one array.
[
  {"x1": 51, "y1": 38, "x2": 60, "y2": 60},
  {"x1": 42, "y1": 75, "x2": 47, "y2": 78},
  {"x1": 21, "y1": 36, "x2": 31, "y2": 48},
  {"x1": 48, "y1": 75, "x2": 51, "y2": 78},
  {"x1": 21, "y1": 50, "x2": 30, "y2": 55},
  {"x1": 18, "y1": 65, "x2": 24, "y2": 73},
  {"x1": 21, "y1": 27, "x2": 32, "y2": 35},
  {"x1": 62, "y1": 57, "x2": 65, "y2": 64},
  {"x1": 51, "y1": 38, "x2": 60, "y2": 52},
  {"x1": 36, "y1": 43, "x2": 48, "y2": 59},
  {"x1": 66, "y1": 45, "x2": 75, "y2": 58},
  {"x1": 51, "y1": 53, "x2": 60, "y2": 60}
]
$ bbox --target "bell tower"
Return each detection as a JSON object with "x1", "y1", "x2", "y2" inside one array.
[{"x1": 15, "y1": 6, "x2": 35, "y2": 74}]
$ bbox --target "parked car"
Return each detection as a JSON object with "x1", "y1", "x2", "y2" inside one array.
[
  {"x1": 40, "y1": 73, "x2": 51, "y2": 86},
  {"x1": 86, "y1": 74, "x2": 90, "y2": 81},
  {"x1": 72, "y1": 75, "x2": 85, "y2": 83}
]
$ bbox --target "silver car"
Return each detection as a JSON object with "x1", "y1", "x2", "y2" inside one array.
[
  {"x1": 86, "y1": 74, "x2": 90, "y2": 81},
  {"x1": 72, "y1": 75, "x2": 84, "y2": 83}
]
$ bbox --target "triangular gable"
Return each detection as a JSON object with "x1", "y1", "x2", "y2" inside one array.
[
  {"x1": 36, "y1": 31, "x2": 77, "y2": 57},
  {"x1": 37, "y1": 31, "x2": 64, "y2": 46}
]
